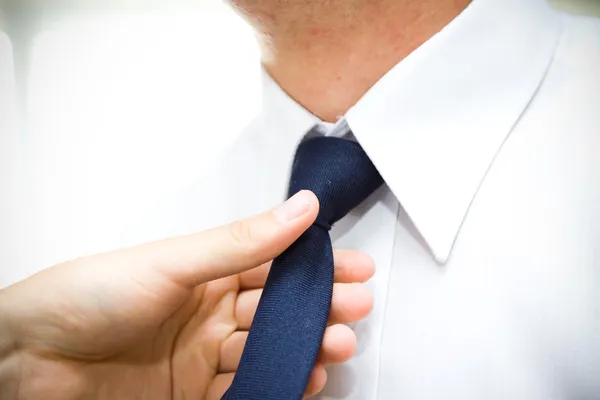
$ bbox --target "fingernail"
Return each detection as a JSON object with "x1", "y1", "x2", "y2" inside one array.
[{"x1": 274, "y1": 190, "x2": 313, "y2": 222}]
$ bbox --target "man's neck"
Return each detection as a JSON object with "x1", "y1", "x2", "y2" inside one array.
[{"x1": 233, "y1": 0, "x2": 471, "y2": 122}]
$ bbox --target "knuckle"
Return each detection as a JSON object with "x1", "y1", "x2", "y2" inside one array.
[{"x1": 228, "y1": 219, "x2": 257, "y2": 250}]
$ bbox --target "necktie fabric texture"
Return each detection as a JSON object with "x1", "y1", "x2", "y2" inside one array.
[{"x1": 223, "y1": 135, "x2": 384, "y2": 400}]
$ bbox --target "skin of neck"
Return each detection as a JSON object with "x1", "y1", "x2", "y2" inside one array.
[{"x1": 229, "y1": 0, "x2": 472, "y2": 122}]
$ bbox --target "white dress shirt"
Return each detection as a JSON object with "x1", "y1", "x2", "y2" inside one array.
[{"x1": 121, "y1": 0, "x2": 600, "y2": 398}]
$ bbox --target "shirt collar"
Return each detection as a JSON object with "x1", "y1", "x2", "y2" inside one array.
[{"x1": 261, "y1": 0, "x2": 563, "y2": 263}]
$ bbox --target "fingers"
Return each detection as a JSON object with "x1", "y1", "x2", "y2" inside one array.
[
  {"x1": 327, "y1": 283, "x2": 374, "y2": 325},
  {"x1": 333, "y1": 249, "x2": 376, "y2": 283},
  {"x1": 206, "y1": 365, "x2": 328, "y2": 400},
  {"x1": 235, "y1": 283, "x2": 373, "y2": 330},
  {"x1": 238, "y1": 262, "x2": 272, "y2": 289},
  {"x1": 218, "y1": 324, "x2": 356, "y2": 374},
  {"x1": 304, "y1": 364, "x2": 328, "y2": 398},
  {"x1": 239, "y1": 249, "x2": 375, "y2": 289},
  {"x1": 218, "y1": 331, "x2": 247, "y2": 373},
  {"x1": 316, "y1": 324, "x2": 357, "y2": 364},
  {"x1": 115, "y1": 190, "x2": 319, "y2": 287},
  {"x1": 215, "y1": 326, "x2": 350, "y2": 399},
  {"x1": 205, "y1": 372, "x2": 234, "y2": 400}
]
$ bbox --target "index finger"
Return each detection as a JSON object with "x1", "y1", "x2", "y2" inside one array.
[{"x1": 112, "y1": 191, "x2": 319, "y2": 287}]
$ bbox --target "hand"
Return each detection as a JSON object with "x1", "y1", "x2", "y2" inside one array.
[{"x1": 0, "y1": 191, "x2": 374, "y2": 399}]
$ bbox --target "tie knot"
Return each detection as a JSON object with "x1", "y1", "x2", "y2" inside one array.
[{"x1": 288, "y1": 136, "x2": 384, "y2": 230}]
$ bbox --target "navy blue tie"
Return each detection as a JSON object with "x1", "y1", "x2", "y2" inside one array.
[{"x1": 223, "y1": 135, "x2": 383, "y2": 400}]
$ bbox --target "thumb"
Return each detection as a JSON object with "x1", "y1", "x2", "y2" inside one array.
[{"x1": 122, "y1": 190, "x2": 319, "y2": 287}]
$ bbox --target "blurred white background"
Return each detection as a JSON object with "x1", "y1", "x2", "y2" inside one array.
[
  {"x1": 0, "y1": 0, "x2": 599, "y2": 286},
  {"x1": 0, "y1": 2, "x2": 260, "y2": 285}
]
